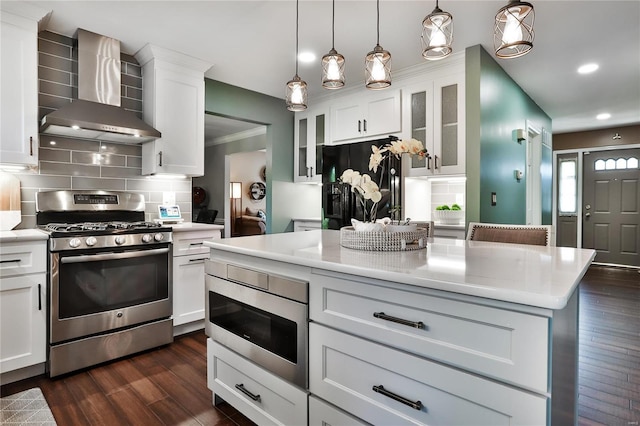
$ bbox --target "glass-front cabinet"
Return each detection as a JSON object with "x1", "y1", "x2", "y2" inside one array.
[
  {"x1": 404, "y1": 73, "x2": 465, "y2": 177},
  {"x1": 294, "y1": 108, "x2": 327, "y2": 183}
]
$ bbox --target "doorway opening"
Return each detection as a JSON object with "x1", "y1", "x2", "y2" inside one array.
[{"x1": 555, "y1": 146, "x2": 640, "y2": 267}]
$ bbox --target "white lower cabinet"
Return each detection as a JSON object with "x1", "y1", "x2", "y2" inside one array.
[
  {"x1": 207, "y1": 338, "x2": 307, "y2": 426},
  {"x1": 0, "y1": 241, "x2": 46, "y2": 374},
  {"x1": 309, "y1": 323, "x2": 547, "y2": 426},
  {"x1": 310, "y1": 271, "x2": 549, "y2": 393},
  {"x1": 172, "y1": 227, "x2": 220, "y2": 330}
]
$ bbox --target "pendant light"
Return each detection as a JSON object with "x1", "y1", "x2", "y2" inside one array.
[
  {"x1": 286, "y1": 0, "x2": 307, "y2": 111},
  {"x1": 421, "y1": 0, "x2": 453, "y2": 61},
  {"x1": 322, "y1": 0, "x2": 345, "y2": 89},
  {"x1": 365, "y1": 0, "x2": 391, "y2": 90},
  {"x1": 494, "y1": 0, "x2": 535, "y2": 59}
]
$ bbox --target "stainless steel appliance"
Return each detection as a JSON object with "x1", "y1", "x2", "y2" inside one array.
[
  {"x1": 36, "y1": 190, "x2": 173, "y2": 377},
  {"x1": 322, "y1": 136, "x2": 402, "y2": 229},
  {"x1": 205, "y1": 260, "x2": 308, "y2": 388}
]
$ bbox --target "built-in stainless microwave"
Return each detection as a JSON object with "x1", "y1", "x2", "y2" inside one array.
[{"x1": 204, "y1": 260, "x2": 308, "y2": 389}]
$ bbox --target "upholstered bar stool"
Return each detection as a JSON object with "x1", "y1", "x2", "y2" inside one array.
[{"x1": 466, "y1": 222, "x2": 554, "y2": 246}]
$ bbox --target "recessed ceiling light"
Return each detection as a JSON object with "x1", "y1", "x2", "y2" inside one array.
[
  {"x1": 578, "y1": 63, "x2": 599, "y2": 74},
  {"x1": 298, "y1": 52, "x2": 316, "y2": 63},
  {"x1": 596, "y1": 113, "x2": 611, "y2": 120}
]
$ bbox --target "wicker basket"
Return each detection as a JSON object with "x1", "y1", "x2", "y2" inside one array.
[{"x1": 340, "y1": 226, "x2": 429, "y2": 251}]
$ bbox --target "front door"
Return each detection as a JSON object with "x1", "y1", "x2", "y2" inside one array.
[{"x1": 583, "y1": 148, "x2": 640, "y2": 266}]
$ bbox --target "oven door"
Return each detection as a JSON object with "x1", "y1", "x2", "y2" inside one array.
[
  {"x1": 205, "y1": 274, "x2": 308, "y2": 388},
  {"x1": 50, "y1": 244, "x2": 172, "y2": 343}
]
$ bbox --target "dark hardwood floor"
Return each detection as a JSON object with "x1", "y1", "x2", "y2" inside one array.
[
  {"x1": 578, "y1": 265, "x2": 640, "y2": 426},
  {"x1": 2, "y1": 265, "x2": 638, "y2": 425},
  {"x1": 1, "y1": 332, "x2": 255, "y2": 426}
]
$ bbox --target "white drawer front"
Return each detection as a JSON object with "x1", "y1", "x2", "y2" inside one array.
[
  {"x1": 310, "y1": 323, "x2": 548, "y2": 426},
  {"x1": 207, "y1": 339, "x2": 307, "y2": 426},
  {"x1": 174, "y1": 231, "x2": 218, "y2": 256},
  {"x1": 310, "y1": 272, "x2": 549, "y2": 392},
  {"x1": 309, "y1": 395, "x2": 370, "y2": 426},
  {"x1": 0, "y1": 242, "x2": 46, "y2": 277}
]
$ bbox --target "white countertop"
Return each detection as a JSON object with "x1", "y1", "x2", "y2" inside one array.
[
  {"x1": 170, "y1": 222, "x2": 224, "y2": 232},
  {"x1": 205, "y1": 230, "x2": 596, "y2": 310},
  {"x1": 0, "y1": 228, "x2": 49, "y2": 243}
]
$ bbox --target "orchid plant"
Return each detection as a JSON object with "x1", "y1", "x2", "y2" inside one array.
[
  {"x1": 340, "y1": 169, "x2": 382, "y2": 223},
  {"x1": 369, "y1": 138, "x2": 427, "y2": 173},
  {"x1": 340, "y1": 138, "x2": 428, "y2": 224}
]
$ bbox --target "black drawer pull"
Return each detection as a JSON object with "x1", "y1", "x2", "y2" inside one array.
[
  {"x1": 373, "y1": 385, "x2": 423, "y2": 411},
  {"x1": 189, "y1": 242, "x2": 204, "y2": 246},
  {"x1": 188, "y1": 257, "x2": 208, "y2": 263},
  {"x1": 373, "y1": 312, "x2": 425, "y2": 329},
  {"x1": 38, "y1": 283, "x2": 42, "y2": 311},
  {"x1": 235, "y1": 383, "x2": 261, "y2": 402},
  {"x1": 0, "y1": 259, "x2": 21, "y2": 264}
]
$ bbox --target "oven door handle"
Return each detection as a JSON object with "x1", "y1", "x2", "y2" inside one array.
[{"x1": 60, "y1": 248, "x2": 170, "y2": 264}]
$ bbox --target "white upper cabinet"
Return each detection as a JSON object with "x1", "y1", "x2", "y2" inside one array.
[
  {"x1": 135, "y1": 44, "x2": 211, "y2": 176},
  {"x1": 404, "y1": 72, "x2": 465, "y2": 177},
  {"x1": 331, "y1": 89, "x2": 401, "y2": 143},
  {"x1": 0, "y1": 9, "x2": 44, "y2": 167},
  {"x1": 294, "y1": 106, "x2": 327, "y2": 182}
]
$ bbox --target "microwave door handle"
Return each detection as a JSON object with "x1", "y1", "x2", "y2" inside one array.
[{"x1": 60, "y1": 248, "x2": 170, "y2": 264}]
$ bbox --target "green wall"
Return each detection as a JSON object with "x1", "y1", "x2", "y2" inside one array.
[
  {"x1": 466, "y1": 45, "x2": 552, "y2": 225},
  {"x1": 204, "y1": 79, "x2": 294, "y2": 233}
]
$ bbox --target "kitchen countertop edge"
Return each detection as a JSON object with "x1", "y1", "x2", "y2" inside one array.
[
  {"x1": 204, "y1": 231, "x2": 596, "y2": 310},
  {"x1": 0, "y1": 228, "x2": 49, "y2": 243}
]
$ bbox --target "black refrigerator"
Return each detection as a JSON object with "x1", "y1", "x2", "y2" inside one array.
[{"x1": 322, "y1": 137, "x2": 401, "y2": 230}]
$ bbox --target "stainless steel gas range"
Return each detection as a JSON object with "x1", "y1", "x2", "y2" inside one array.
[{"x1": 36, "y1": 190, "x2": 174, "y2": 377}]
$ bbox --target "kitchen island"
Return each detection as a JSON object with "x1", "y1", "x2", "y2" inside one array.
[{"x1": 204, "y1": 230, "x2": 596, "y2": 425}]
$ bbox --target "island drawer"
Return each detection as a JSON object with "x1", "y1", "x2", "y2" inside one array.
[
  {"x1": 207, "y1": 339, "x2": 307, "y2": 426},
  {"x1": 310, "y1": 323, "x2": 548, "y2": 426},
  {"x1": 310, "y1": 272, "x2": 550, "y2": 393},
  {"x1": 0, "y1": 241, "x2": 46, "y2": 278}
]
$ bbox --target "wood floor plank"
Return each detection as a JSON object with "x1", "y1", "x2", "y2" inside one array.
[
  {"x1": 63, "y1": 371, "x2": 125, "y2": 425},
  {"x1": 147, "y1": 397, "x2": 203, "y2": 426},
  {"x1": 107, "y1": 386, "x2": 166, "y2": 425},
  {"x1": 110, "y1": 359, "x2": 168, "y2": 405},
  {"x1": 38, "y1": 377, "x2": 89, "y2": 426}
]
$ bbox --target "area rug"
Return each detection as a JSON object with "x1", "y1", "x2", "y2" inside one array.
[{"x1": 0, "y1": 387, "x2": 57, "y2": 425}]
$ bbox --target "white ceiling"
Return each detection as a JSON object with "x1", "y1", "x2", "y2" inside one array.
[{"x1": 8, "y1": 0, "x2": 640, "y2": 135}]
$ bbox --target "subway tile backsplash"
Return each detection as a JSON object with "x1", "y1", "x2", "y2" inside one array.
[
  {"x1": 430, "y1": 180, "x2": 466, "y2": 212},
  {"x1": 12, "y1": 30, "x2": 192, "y2": 229}
]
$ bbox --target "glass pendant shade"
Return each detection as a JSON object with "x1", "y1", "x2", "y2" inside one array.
[
  {"x1": 366, "y1": 0, "x2": 391, "y2": 90},
  {"x1": 421, "y1": 3, "x2": 453, "y2": 61},
  {"x1": 365, "y1": 45, "x2": 391, "y2": 89},
  {"x1": 286, "y1": 74, "x2": 307, "y2": 111},
  {"x1": 494, "y1": 0, "x2": 534, "y2": 59},
  {"x1": 322, "y1": 49, "x2": 345, "y2": 89}
]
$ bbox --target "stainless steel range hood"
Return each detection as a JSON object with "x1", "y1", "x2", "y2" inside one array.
[{"x1": 40, "y1": 29, "x2": 161, "y2": 143}]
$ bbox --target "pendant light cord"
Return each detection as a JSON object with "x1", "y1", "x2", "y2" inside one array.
[
  {"x1": 376, "y1": 0, "x2": 380, "y2": 45},
  {"x1": 295, "y1": 0, "x2": 299, "y2": 75},
  {"x1": 331, "y1": 0, "x2": 335, "y2": 49}
]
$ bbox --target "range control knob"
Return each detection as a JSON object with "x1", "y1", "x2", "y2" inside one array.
[
  {"x1": 154, "y1": 233, "x2": 164, "y2": 242},
  {"x1": 85, "y1": 236, "x2": 97, "y2": 247},
  {"x1": 141, "y1": 234, "x2": 152, "y2": 243},
  {"x1": 114, "y1": 235, "x2": 126, "y2": 245},
  {"x1": 69, "y1": 238, "x2": 81, "y2": 248}
]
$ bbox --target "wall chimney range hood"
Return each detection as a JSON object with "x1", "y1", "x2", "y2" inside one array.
[{"x1": 40, "y1": 29, "x2": 161, "y2": 143}]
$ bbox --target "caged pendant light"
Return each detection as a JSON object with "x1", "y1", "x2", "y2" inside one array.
[
  {"x1": 286, "y1": 0, "x2": 308, "y2": 111},
  {"x1": 365, "y1": 0, "x2": 391, "y2": 90},
  {"x1": 494, "y1": 0, "x2": 535, "y2": 59},
  {"x1": 421, "y1": 0, "x2": 453, "y2": 61},
  {"x1": 322, "y1": 0, "x2": 345, "y2": 89}
]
